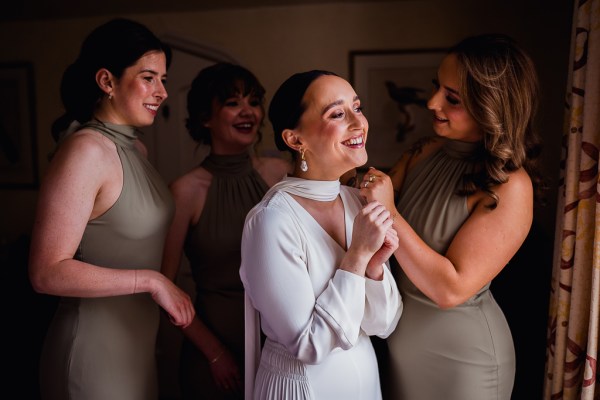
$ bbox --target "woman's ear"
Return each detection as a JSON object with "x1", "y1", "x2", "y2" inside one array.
[
  {"x1": 201, "y1": 113, "x2": 211, "y2": 129},
  {"x1": 282, "y1": 128, "x2": 303, "y2": 152},
  {"x1": 95, "y1": 68, "x2": 114, "y2": 97}
]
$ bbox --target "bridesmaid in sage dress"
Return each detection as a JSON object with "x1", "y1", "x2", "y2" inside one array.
[
  {"x1": 160, "y1": 63, "x2": 290, "y2": 399},
  {"x1": 28, "y1": 19, "x2": 195, "y2": 400},
  {"x1": 362, "y1": 34, "x2": 544, "y2": 400}
]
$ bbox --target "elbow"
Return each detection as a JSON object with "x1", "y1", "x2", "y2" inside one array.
[
  {"x1": 425, "y1": 273, "x2": 473, "y2": 309},
  {"x1": 435, "y1": 298, "x2": 460, "y2": 310},
  {"x1": 28, "y1": 263, "x2": 53, "y2": 295},
  {"x1": 29, "y1": 273, "x2": 49, "y2": 294},
  {"x1": 429, "y1": 290, "x2": 465, "y2": 310},
  {"x1": 294, "y1": 346, "x2": 328, "y2": 365},
  {"x1": 291, "y1": 337, "x2": 348, "y2": 365}
]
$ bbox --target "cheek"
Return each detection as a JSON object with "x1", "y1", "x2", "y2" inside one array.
[
  {"x1": 460, "y1": 113, "x2": 478, "y2": 130},
  {"x1": 126, "y1": 81, "x2": 149, "y2": 97},
  {"x1": 254, "y1": 108, "x2": 264, "y2": 121},
  {"x1": 449, "y1": 109, "x2": 471, "y2": 126},
  {"x1": 454, "y1": 111, "x2": 480, "y2": 135},
  {"x1": 217, "y1": 108, "x2": 236, "y2": 122}
]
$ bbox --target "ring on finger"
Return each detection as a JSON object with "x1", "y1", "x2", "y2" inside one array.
[
  {"x1": 369, "y1": 174, "x2": 374, "y2": 183},
  {"x1": 364, "y1": 181, "x2": 369, "y2": 188}
]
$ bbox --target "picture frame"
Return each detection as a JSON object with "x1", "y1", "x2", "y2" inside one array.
[
  {"x1": 0, "y1": 62, "x2": 39, "y2": 189},
  {"x1": 349, "y1": 49, "x2": 447, "y2": 171}
]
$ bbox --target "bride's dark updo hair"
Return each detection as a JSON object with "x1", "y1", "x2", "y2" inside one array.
[{"x1": 268, "y1": 70, "x2": 338, "y2": 158}]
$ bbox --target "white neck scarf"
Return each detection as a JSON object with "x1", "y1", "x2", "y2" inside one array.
[{"x1": 266, "y1": 175, "x2": 340, "y2": 202}]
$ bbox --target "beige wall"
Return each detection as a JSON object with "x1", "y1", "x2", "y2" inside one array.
[{"x1": 0, "y1": 0, "x2": 572, "y2": 243}]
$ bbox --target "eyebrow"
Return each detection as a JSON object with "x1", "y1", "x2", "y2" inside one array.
[
  {"x1": 433, "y1": 78, "x2": 459, "y2": 96},
  {"x1": 322, "y1": 95, "x2": 360, "y2": 115},
  {"x1": 140, "y1": 68, "x2": 167, "y2": 78},
  {"x1": 445, "y1": 85, "x2": 459, "y2": 96}
]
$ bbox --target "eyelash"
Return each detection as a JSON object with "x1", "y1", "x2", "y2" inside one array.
[
  {"x1": 143, "y1": 76, "x2": 167, "y2": 86},
  {"x1": 331, "y1": 105, "x2": 363, "y2": 119},
  {"x1": 432, "y1": 79, "x2": 460, "y2": 106},
  {"x1": 224, "y1": 98, "x2": 261, "y2": 107}
]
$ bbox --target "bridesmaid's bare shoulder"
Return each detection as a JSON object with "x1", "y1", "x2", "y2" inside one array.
[{"x1": 253, "y1": 156, "x2": 292, "y2": 187}]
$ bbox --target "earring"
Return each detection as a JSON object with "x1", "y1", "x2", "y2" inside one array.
[
  {"x1": 108, "y1": 92, "x2": 113, "y2": 100},
  {"x1": 300, "y1": 148, "x2": 308, "y2": 172}
]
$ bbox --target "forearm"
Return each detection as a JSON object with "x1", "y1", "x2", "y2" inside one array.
[
  {"x1": 363, "y1": 265, "x2": 402, "y2": 337},
  {"x1": 29, "y1": 258, "x2": 158, "y2": 298},
  {"x1": 338, "y1": 248, "x2": 372, "y2": 277},
  {"x1": 246, "y1": 267, "x2": 367, "y2": 364},
  {"x1": 391, "y1": 216, "x2": 462, "y2": 307},
  {"x1": 160, "y1": 250, "x2": 182, "y2": 282},
  {"x1": 365, "y1": 263, "x2": 384, "y2": 280},
  {"x1": 181, "y1": 317, "x2": 227, "y2": 362}
]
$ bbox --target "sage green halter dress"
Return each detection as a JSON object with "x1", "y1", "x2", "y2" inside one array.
[
  {"x1": 39, "y1": 120, "x2": 175, "y2": 400},
  {"x1": 385, "y1": 138, "x2": 515, "y2": 400},
  {"x1": 180, "y1": 152, "x2": 269, "y2": 400}
]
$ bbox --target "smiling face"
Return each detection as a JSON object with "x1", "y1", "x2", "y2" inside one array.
[
  {"x1": 427, "y1": 53, "x2": 482, "y2": 142},
  {"x1": 289, "y1": 75, "x2": 368, "y2": 180},
  {"x1": 98, "y1": 50, "x2": 168, "y2": 128},
  {"x1": 205, "y1": 88, "x2": 264, "y2": 154}
]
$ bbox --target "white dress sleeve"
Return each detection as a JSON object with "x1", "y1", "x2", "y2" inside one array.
[
  {"x1": 240, "y1": 204, "x2": 366, "y2": 365},
  {"x1": 342, "y1": 186, "x2": 402, "y2": 338},
  {"x1": 362, "y1": 264, "x2": 403, "y2": 338}
]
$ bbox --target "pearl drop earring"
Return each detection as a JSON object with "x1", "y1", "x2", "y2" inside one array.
[{"x1": 300, "y1": 148, "x2": 308, "y2": 172}]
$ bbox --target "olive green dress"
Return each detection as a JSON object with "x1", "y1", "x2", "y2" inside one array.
[
  {"x1": 385, "y1": 138, "x2": 515, "y2": 400},
  {"x1": 39, "y1": 120, "x2": 175, "y2": 400},
  {"x1": 180, "y1": 152, "x2": 269, "y2": 400}
]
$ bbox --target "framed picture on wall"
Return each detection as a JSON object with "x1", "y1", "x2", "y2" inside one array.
[
  {"x1": 349, "y1": 49, "x2": 447, "y2": 171},
  {"x1": 0, "y1": 62, "x2": 38, "y2": 189}
]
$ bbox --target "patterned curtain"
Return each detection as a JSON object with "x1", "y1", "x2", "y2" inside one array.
[{"x1": 544, "y1": 0, "x2": 600, "y2": 399}]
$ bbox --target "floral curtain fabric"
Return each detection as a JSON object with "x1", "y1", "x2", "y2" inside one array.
[{"x1": 544, "y1": 0, "x2": 600, "y2": 399}]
